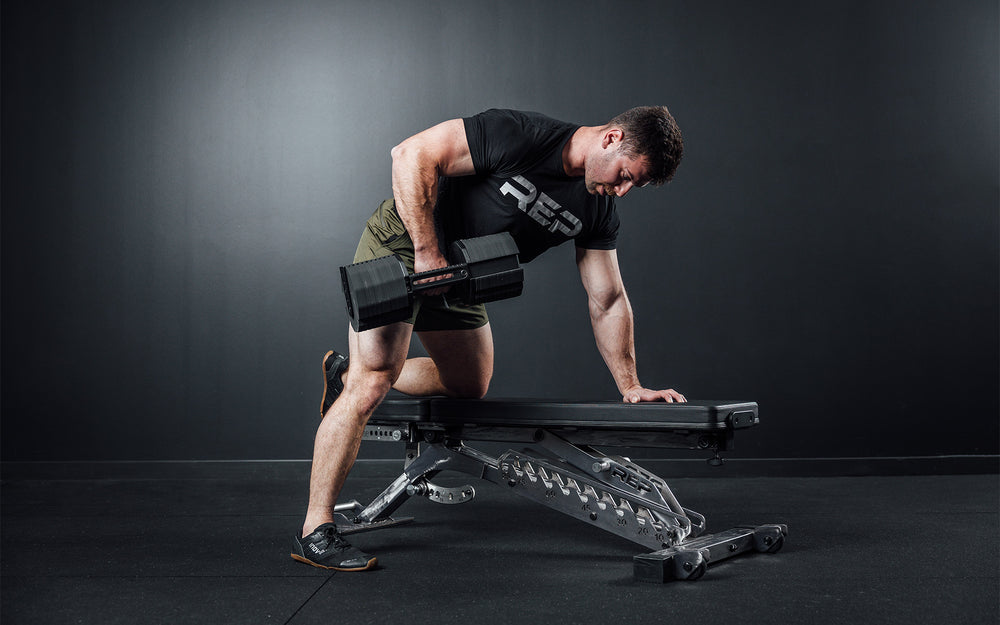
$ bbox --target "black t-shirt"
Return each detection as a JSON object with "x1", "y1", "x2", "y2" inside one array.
[{"x1": 435, "y1": 109, "x2": 619, "y2": 263}]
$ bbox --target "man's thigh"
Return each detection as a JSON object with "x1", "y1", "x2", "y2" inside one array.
[
  {"x1": 348, "y1": 321, "x2": 413, "y2": 381},
  {"x1": 417, "y1": 324, "x2": 494, "y2": 396}
]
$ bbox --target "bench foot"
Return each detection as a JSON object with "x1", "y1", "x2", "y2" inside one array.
[
  {"x1": 336, "y1": 515, "x2": 415, "y2": 535},
  {"x1": 332, "y1": 500, "x2": 414, "y2": 535},
  {"x1": 633, "y1": 524, "x2": 788, "y2": 582}
]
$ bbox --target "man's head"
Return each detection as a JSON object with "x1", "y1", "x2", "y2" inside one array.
[
  {"x1": 584, "y1": 106, "x2": 684, "y2": 198},
  {"x1": 608, "y1": 106, "x2": 684, "y2": 185}
]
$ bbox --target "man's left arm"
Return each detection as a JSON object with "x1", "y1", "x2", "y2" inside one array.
[{"x1": 576, "y1": 247, "x2": 687, "y2": 403}]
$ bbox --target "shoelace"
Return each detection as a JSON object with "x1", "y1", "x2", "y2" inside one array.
[{"x1": 322, "y1": 526, "x2": 350, "y2": 549}]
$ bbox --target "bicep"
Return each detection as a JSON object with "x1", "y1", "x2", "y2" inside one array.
[{"x1": 391, "y1": 119, "x2": 475, "y2": 178}]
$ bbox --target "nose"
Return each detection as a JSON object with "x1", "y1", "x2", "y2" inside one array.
[{"x1": 615, "y1": 180, "x2": 634, "y2": 198}]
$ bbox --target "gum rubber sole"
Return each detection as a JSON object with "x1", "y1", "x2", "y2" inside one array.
[
  {"x1": 290, "y1": 552, "x2": 377, "y2": 572},
  {"x1": 320, "y1": 350, "x2": 342, "y2": 418}
]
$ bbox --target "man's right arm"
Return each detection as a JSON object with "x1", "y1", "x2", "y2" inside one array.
[{"x1": 390, "y1": 119, "x2": 476, "y2": 289}]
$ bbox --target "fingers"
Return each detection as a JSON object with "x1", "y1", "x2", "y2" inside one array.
[
  {"x1": 412, "y1": 254, "x2": 453, "y2": 296},
  {"x1": 414, "y1": 279, "x2": 452, "y2": 297},
  {"x1": 660, "y1": 389, "x2": 686, "y2": 403},
  {"x1": 623, "y1": 388, "x2": 687, "y2": 404}
]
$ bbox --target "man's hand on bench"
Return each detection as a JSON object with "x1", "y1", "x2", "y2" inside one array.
[{"x1": 622, "y1": 386, "x2": 687, "y2": 404}]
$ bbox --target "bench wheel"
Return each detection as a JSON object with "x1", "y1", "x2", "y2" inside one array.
[
  {"x1": 673, "y1": 550, "x2": 708, "y2": 581},
  {"x1": 753, "y1": 525, "x2": 786, "y2": 554}
]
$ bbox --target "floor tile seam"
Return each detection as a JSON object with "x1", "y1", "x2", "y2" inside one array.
[
  {"x1": 4, "y1": 573, "x2": 996, "y2": 584},
  {"x1": 720, "y1": 510, "x2": 1000, "y2": 516},
  {"x1": 4, "y1": 474, "x2": 997, "y2": 484},
  {"x1": 0, "y1": 513, "x2": 308, "y2": 519},
  {"x1": 744, "y1": 573, "x2": 1000, "y2": 581},
  {"x1": 851, "y1": 576, "x2": 1000, "y2": 583},
  {"x1": 282, "y1": 574, "x2": 334, "y2": 625},
  {"x1": 0, "y1": 574, "x2": 335, "y2": 580},
  {"x1": 1, "y1": 511, "x2": 995, "y2": 527},
  {"x1": 3, "y1": 509, "x2": 997, "y2": 517}
]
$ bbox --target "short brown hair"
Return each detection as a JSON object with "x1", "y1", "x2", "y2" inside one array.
[{"x1": 606, "y1": 106, "x2": 684, "y2": 185}]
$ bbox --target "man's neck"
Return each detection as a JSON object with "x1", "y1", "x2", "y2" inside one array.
[{"x1": 562, "y1": 126, "x2": 598, "y2": 177}]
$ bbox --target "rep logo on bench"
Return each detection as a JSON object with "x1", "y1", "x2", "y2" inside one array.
[{"x1": 611, "y1": 466, "x2": 654, "y2": 494}]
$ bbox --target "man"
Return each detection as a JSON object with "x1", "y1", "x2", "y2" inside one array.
[{"x1": 291, "y1": 107, "x2": 687, "y2": 571}]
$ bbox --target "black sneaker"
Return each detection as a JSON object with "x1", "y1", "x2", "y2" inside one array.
[
  {"x1": 320, "y1": 350, "x2": 349, "y2": 417},
  {"x1": 291, "y1": 523, "x2": 376, "y2": 571}
]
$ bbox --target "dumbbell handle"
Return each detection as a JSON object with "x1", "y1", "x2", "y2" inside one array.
[{"x1": 406, "y1": 264, "x2": 469, "y2": 293}]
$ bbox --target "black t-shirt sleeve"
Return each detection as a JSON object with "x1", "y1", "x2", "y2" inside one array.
[{"x1": 576, "y1": 200, "x2": 620, "y2": 250}]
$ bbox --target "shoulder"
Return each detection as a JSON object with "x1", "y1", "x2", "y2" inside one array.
[
  {"x1": 465, "y1": 109, "x2": 575, "y2": 137},
  {"x1": 464, "y1": 109, "x2": 578, "y2": 175}
]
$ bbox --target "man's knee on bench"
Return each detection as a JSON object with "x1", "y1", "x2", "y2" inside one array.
[
  {"x1": 440, "y1": 374, "x2": 491, "y2": 400},
  {"x1": 340, "y1": 371, "x2": 397, "y2": 422}
]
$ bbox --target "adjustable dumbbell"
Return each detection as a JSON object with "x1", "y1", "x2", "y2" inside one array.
[{"x1": 340, "y1": 232, "x2": 524, "y2": 331}]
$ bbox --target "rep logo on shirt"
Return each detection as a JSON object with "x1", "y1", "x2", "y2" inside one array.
[{"x1": 499, "y1": 175, "x2": 582, "y2": 237}]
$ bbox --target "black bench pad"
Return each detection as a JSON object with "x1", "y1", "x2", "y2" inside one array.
[{"x1": 370, "y1": 398, "x2": 758, "y2": 432}]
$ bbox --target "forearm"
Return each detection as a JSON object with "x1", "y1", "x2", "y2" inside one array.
[
  {"x1": 578, "y1": 247, "x2": 685, "y2": 403},
  {"x1": 390, "y1": 144, "x2": 443, "y2": 258},
  {"x1": 590, "y1": 291, "x2": 642, "y2": 395}
]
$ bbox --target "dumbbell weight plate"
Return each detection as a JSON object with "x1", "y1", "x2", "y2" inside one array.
[
  {"x1": 340, "y1": 255, "x2": 413, "y2": 331},
  {"x1": 450, "y1": 233, "x2": 523, "y2": 304}
]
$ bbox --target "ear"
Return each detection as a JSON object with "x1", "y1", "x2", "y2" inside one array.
[{"x1": 601, "y1": 128, "x2": 624, "y2": 149}]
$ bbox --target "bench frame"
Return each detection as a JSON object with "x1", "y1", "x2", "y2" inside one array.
[{"x1": 333, "y1": 399, "x2": 786, "y2": 582}]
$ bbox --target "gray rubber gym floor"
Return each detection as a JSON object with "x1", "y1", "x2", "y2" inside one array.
[{"x1": 2, "y1": 464, "x2": 997, "y2": 625}]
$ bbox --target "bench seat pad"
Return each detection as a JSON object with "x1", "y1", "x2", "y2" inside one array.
[{"x1": 369, "y1": 398, "x2": 758, "y2": 432}]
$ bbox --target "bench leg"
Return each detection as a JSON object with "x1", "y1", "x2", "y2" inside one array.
[{"x1": 338, "y1": 440, "x2": 495, "y2": 532}]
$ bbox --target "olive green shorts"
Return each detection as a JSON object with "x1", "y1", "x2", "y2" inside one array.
[{"x1": 353, "y1": 199, "x2": 489, "y2": 332}]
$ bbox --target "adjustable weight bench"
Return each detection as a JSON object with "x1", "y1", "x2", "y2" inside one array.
[{"x1": 333, "y1": 398, "x2": 787, "y2": 582}]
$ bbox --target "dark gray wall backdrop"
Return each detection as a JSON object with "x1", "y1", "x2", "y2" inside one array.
[{"x1": 2, "y1": 0, "x2": 997, "y2": 462}]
